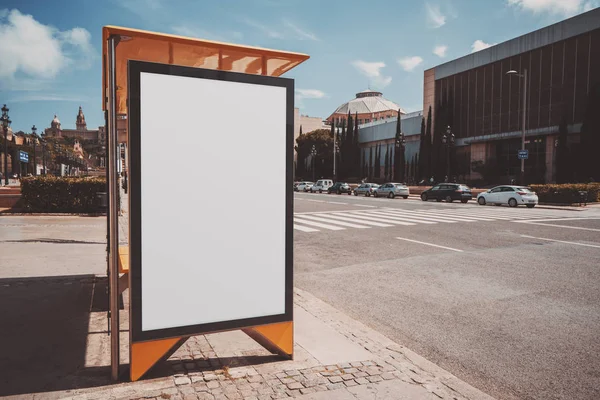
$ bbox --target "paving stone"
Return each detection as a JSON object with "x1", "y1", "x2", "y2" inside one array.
[
  {"x1": 175, "y1": 376, "x2": 192, "y2": 386},
  {"x1": 339, "y1": 363, "x2": 351, "y2": 369},
  {"x1": 183, "y1": 394, "x2": 199, "y2": 400},
  {"x1": 257, "y1": 387, "x2": 274, "y2": 395},
  {"x1": 284, "y1": 369, "x2": 300, "y2": 377},
  {"x1": 271, "y1": 393, "x2": 289, "y2": 399},
  {"x1": 280, "y1": 377, "x2": 295, "y2": 385},
  {"x1": 286, "y1": 382, "x2": 303, "y2": 390},
  {"x1": 299, "y1": 387, "x2": 316, "y2": 395},
  {"x1": 344, "y1": 380, "x2": 358, "y2": 387},
  {"x1": 328, "y1": 376, "x2": 343, "y2": 383},
  {"x1": 239, "y1": 389, "x2": 255, "y2": 398},
  {"x1": 367, "y1": 375, "x2": 383, "y2": 383},
  {"x1": 381, "y1": 372, "x2": 396, "y2": 380},
  {"x1": 362, "y1": 361, "x2": 375, "y2": 366},
  {"x1": 194, "y1": 382, "x2": 209, "y2": 392},
  {"x1": 204, "y1": 374, "x2": 218, "y2": 382},
  {"x1": 354, "y1": 377, "x2": 369, "y2": 385},
  {"x1": 248, "y1": 375, "x2": 263, "y2": 383},
  {"x1": 196, "y1": 394, "x2": 215, "y2": 400},
  {"x1": 314, "y1": 385, "x2": 328, "y2": 392},
  {"x1": 326, "y1": 383, "x2": 345, "y2": 390},
  {"x1": 350, "y1": 362, "x2": 363, "y2": 368},
  {"x1": 224, "y1": 393, "x2": 242, "y2": 400},
  {"x1": 341, "y1": 374, "x2": 354, "y2": 381},
  {"x1": 250, "y1": 382, "x2": 263, "y2": 389},
  {"x1": 275, "y1": 372, "x2": 287, "y2": 379},
  {"x1": 265, "y1": 379, "x2": 280, "y2": 387},
  {"x1": 353, "y1": 371, "x2": 368, "y2": 378},
  {"x1": 207, "y1": 381, "x2": 220, "y2": 389},
  {"x1": 191, "y1": 375, "x2": 205, "y2": 384},
  {"x1": 285, "y1": 389, "x2": 301, "y2": 397},
  {"x1": 343, "y1": 367, "x2": 358, "y2": 374}
]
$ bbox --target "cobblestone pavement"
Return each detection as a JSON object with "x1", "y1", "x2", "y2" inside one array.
[{"x1": 11, "y1": 288, "x2": 492, "y2": 400}]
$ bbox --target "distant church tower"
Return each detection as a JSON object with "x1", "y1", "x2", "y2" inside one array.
[{"x1": 76, "y1": 106, "x2": 87, "y2": 131}]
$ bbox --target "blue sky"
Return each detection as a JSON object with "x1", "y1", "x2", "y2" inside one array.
[{"x1": 1, "y1": 0, "x2": 598, "y2": 133}]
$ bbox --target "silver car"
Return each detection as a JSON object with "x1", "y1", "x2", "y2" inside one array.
[
  {"x1": 353, "y1": 183, "x2": 379, "y2": 197},
  {"x1": 374, "y1": 183, "x2": 410, "y2": 199},
  {"x1": 296, "y1": 181, "x2": 314, "y2": 192}
]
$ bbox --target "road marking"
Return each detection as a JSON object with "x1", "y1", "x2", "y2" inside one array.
[
  {"x1": 295, "y1": 209, "x2": 377, "y2": 215},
  {"x1": 307, "y1": 200, "x2": 326, "y2": 203},
  {"x1": 316, "y1": 214, "x2": 393, "y2": 227},
  {"x1": 293, "y1": 218, "x2": 345, "y2": 230},
  {"x1": 517, "y1": 217, "x2": 600, "y2": 222},
  {"x1": 353, "y1": 204, "x2": 377, "y2": 208},
  {"x1": 340, "y1": 212, "x2": 415, "y2": 226},
  {"x1": 395, "y1": 237, "x2": 464, "y2": 252},
  {"x1": 513, "y1": 221, "x2": 600, "y2": 232},
  {"x1": 386, "y1": 209, "x2": 482, "y2": 222},
  {"x1": 297, "y1": 214, "x2": 370, "y2": 229},
  {"x1": 294, "y1": 224, "x2": 319, "y2": 232},
  {"x1": 520, "y1": 235, "x2": 600, "y2": 249},
  {"x1": 376, "y1": 209, "x2": 459, "y2": 223},
  {"x1": 364, "y1": 210, "x2": 437, "y2": 224},
  {"x1": 327, "y1": 201, "x2": 348, "y2": 205}
]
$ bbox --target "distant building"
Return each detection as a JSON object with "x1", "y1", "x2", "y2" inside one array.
[
  {"x1": 423, "y1": 7, "x2": 600, "y2": 184},
  {"x1": 44, "y1": 106, "x2": 106, "y2": 145},
  {"x1": 327, "y1": 90, "x2": 405, "y2": 126}
]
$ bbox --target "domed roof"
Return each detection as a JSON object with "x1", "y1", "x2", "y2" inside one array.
[
  {"x1": 332, "y1": 90, "x2": 405, "y2": 116},
  {"x1": 52, "y1": 115, "x2": 60, "y2": 124}
]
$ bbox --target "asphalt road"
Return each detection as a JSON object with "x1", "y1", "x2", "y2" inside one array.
[{"x1": 294, "y1": 191, "x2": 600, "y2": 400}]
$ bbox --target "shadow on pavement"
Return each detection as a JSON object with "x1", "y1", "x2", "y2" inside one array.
[{"x1": 0, "y1": 275, "x2": 117, "y2": 396}]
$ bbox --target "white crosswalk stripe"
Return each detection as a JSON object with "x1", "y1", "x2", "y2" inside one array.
[{"x1": 293, "y1": 207, "x2": 571, "y2": 233}]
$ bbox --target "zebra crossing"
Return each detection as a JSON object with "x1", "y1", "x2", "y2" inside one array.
[{"x1": 293, "y1": 207, "x2": 566, "y2": 233}]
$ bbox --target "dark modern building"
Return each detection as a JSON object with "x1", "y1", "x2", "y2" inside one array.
[{"x1": 423, "y1": 7, "x2": 600, "y2": 184}]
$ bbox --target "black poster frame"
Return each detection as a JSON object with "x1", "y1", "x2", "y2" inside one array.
[{"x1": 128, "y1": 60, "x2": 294, "y2": 343}]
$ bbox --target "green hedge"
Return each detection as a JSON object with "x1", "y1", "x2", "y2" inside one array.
[
  {"x1": 529, "y1": 183, "x2": 600, "y2": 204},
  {"x1": 20, "y1": 176, "x2": 107, "y2": 213}
]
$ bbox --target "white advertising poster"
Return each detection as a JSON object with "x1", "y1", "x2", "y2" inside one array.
[{"x1": 128, "y1": 61, "x2": 293, "y2": 341}]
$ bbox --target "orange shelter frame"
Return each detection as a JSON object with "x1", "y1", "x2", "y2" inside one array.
[{"x1": 102, "y1": 26, "x2": 308, "y2": 381}]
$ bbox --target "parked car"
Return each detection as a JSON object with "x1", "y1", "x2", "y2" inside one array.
[
  {"x1": 353, "y1": 183, "x2": 380, "y2": 197},
  {"x1": 296, "y1": 181, "x2": 314, "y2": 192},
  {"x1": 311, "y1": 179, "x2": 334, "y2": 193},
  {"x1": 374, "y1": 183, "x2": 410, "y2": 199},
  {"x1": 328, "y1": 182, "x2": 352, "y2": 195},
  {"x1": 420, "y1": 183, "x2": 472, "y2": 203},
  {"x1": 477, "y1": 185, "x2": 538, "y2": 208}
]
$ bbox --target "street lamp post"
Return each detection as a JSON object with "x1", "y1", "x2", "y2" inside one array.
[
  {"x1": 311, "y1": 144, "x2": 316, "y2": 182},
  {"x1": 441, "y1": 126, "x2": 455, "y2": 180},
  {"x1": 42, "y1": 138, "x2": 46, "y2": 175},
  {"x1": 31, "y1": 125, "x2": 37, "y2": 176},
  {"x1": 506, "y1": 69, "x2": 527, "y2": 185},
  {"x1": 2, "y1": 104, "x2": 11, "y2": 185},
  {"x1": 395, "y1": 132, "x2": 406, "y2": 182}
]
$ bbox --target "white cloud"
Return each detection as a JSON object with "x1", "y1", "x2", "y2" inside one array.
[
  {"x1": 507, "y1": 0, "x2": 596, "y2": 16},
  {"x1": 295, "y1": 89, "x2": 326, "y2": 99},
  {"x1": 351, "y1": 60, "x2": 392, "y2": 89},
  {"x1": 397, "y1": 56, "x2": 424, "y2": 72},
  {"x1": 244, "y1": 18, "x2": 283, "y2": 39},
  {"x1": 283, "y1": 20, "x2": 318, "y2": 41},
  {"x1": 0, "y1": 9, "x2": 95, "y2": 79},
  {"x1": 426, "y1": 3, "x2": 446, "y2": 28},
  {"x1": 433, "y1": 45, "x2": 448, "y2": 58},
  {"x1": 471, "y1": 39, "x2": 495, "y2": 53}
]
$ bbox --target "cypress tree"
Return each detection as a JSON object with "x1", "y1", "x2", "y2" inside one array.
[
  {"x1": 413, "y1": 153, "x2": 418, "y2": 183},
  {"x1": 384, "y1": 146, "x2": 389, "y2": 181},
  {"x1": 425, "y1": 107, "x2": 432, "y2": 180},
  {"x1": 418, "y1": 115, "x2": 427, "y2": 181},
  {"x1": 393, "y1": 110, "x2": 405, "y2": 182},
  {"x1": 369, "y1": 146, "x2": 373, "y2": 179},
  {"x1": 354, "y1": 112, "x2": 360, "y2": 177}
]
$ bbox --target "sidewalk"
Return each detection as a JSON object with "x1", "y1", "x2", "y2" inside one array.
[{"x1": 1, "y1": 277, "x2": 493, "y2": 400}]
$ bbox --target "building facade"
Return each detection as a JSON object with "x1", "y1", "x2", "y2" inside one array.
[
  {"x1": 358, "y1": 111, "x2": 423, "y2": 182},
  {"x1": 328, "y1": 90, "x2": 405, "y2": 126},
  {"x1": 423, "y1": 7, "x2": 600, "y2": 184}
]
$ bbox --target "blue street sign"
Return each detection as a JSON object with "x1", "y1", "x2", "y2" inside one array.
[
  {"x1": 518, "y1": 149, "x2": 529, "y2": 160},
  {"x1": 19, "y1": 150, "x2": 29, "y2": 163}
]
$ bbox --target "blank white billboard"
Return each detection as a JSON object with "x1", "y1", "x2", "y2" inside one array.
[{"x1": 128, "y1": 62, "x2": 293, "y2": 339}]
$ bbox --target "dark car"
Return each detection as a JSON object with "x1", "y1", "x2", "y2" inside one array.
[
  {"x1": 328, "y1": 182, "x2": 352, "y2": 195},
  {"x1": 420, "y1": 183, "x2": 472, "y2": 203}
]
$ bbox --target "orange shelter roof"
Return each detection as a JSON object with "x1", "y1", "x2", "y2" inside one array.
[{"x1": 102, "y1": 26, "x2": 310, "y2": 116}]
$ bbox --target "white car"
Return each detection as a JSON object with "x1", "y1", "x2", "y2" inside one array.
[
  {"x1": 310, "y1": 179, "x2": 334, "y2": 193},
  {"x1": 374, "y1": 183, "x2": 410, "y2": 199},
  {"x1": 477, "y1": 185, "x2": 538, "y2": 208},
  {"x1": 296, "y1": 181, "x2": 314, "y2": 192}
]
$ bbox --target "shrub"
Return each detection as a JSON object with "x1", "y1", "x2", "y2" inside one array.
[
  {"x1": 20, "y1": 176, "x2": 107, "y2": 213},
  {"x1": 529, "y1": 183, "x2": 600, "y2": 204}
]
